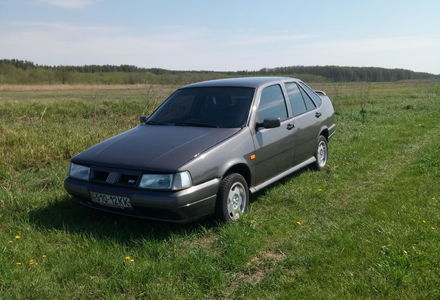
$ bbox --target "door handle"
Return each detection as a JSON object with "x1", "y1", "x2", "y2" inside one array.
[
  {"x1": 286, "y1": 123, "x2": 295, "y2": 130},
  {"x1": 315, "y1": 112, "x2": 322, "y2": 118}
]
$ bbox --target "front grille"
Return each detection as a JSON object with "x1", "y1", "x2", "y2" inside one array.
[{"x1": 90, "y1": 167, "x2": 141, "y2": 187}]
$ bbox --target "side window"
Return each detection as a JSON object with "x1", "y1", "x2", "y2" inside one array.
[
  {"x1": 285, "y1": 82, "x2": 307, "y2": 117},
  {"x1": 257, "y1": 84, "x2": 287, "y2": 123},
  {"x1": 299, "y1": 82, "x2": 322, "y2": 106},
  {"x1": 298, "y1": 86, "x2": 317, "y2": 111}
]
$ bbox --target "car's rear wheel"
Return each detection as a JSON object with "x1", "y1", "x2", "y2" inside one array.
[
  {"x1": 313, "y1": 135, "x2": 328, "y2": 170},
  {"x1": 217, "y1": 173, "x2": 249, "y2": 221}
]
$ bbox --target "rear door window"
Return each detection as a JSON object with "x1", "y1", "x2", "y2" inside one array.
[
  {"x1": 298, "y1": 86, "x2": 317, "y2": 111},
  {"x1": 285, "y1": 82, "x2": 307, "y2": 117},
  {"x1": 257, "y1": 84, "x2": 288, "y2": 123},
  {"x1": 299, "y1": 82, "x2": 322, "y2": 106}
]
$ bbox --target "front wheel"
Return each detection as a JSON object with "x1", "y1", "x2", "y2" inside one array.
[
  {"x1": 216, "y1": 173, "x2": 249, "y2": 222},
  {"x1": 313, "y1": 135, "x2": 328, "y2": 170}
]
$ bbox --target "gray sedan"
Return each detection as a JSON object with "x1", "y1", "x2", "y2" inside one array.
[{"x1": 64, "y1": 77, "x2": 336, "y2": 222}]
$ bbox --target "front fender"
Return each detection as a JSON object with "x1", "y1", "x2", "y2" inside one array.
[{"x1": 179, "y1": 128, "x2": 255, "y2": 186}]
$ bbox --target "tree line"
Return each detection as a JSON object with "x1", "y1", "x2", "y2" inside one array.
[
  {"x1": 258, "y1": 65, "x2": 438, "y2": 82},
  {"x1": 0, "y1": 59, "x2": 438, "y2": 85}
]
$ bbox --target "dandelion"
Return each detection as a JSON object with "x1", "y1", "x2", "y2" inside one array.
[
  {"x1": 28, "y1": 259, "x2": 37, "y2": 265},
  {"x1": 16, "y1": 262, "x2": 22, "y2": 265},
  {"x1": 317, "y1": 188, "x2": 323, "y2": 192},
  {"x1": 124, "y1": 256, "x2": 135, "y2": 262},
  {"x1": 7, "y1": 240, "x2": 13, "y2": 244},
  {"x1": 42, "y1": 255, "x2": 47, "y2": 259},
  {"x1": 422, "y1": 220, "x2": 427, "y2": 223},
  {"x1": 15, "y1": 235, "x2": 21, "y2": 239},
  {"x1": 432, "y1": 226, "x2": 437, "y2": 230},
  {"x1": 296, "y1": 221, "x2": 303, "y2": 225}
]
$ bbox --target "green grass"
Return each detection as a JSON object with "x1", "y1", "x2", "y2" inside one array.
[{"x1": 1, "y1": 81, "x2": 440, "y2": 299}]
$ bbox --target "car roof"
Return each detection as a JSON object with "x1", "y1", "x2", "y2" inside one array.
[{"x1": 181, "y1": 77, "x2": 299, "y2": 89}]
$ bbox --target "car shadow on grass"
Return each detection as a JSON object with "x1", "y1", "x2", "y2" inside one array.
[
  {"x1": 28, "y1": 195, "x2": 219, "y2": 244},
  {"x1": 28, "y1": 165, "x2": 326, "y2": 243}
]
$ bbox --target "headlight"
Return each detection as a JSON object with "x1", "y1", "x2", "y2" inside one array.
[
  {"x1": 139, "y1": 171, "x2": 192, "y2": 190},
  {"x1": 69, "y1": 163, "x2": 90, "y2": 181}
]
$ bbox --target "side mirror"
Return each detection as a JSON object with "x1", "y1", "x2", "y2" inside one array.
[
  {"x1": 257, "y1": 118, "x2": 281, "y2": 130},
  {"x1": 314, "y1": 90, "x2": 326, "y2": 96},
  {"x1": 139, "y1": 115, "x2": 149, "y2": 124}
]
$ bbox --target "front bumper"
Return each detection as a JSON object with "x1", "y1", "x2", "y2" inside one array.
[{"x1": 64, "y1": 177, "x2": 219, "y2": 223}]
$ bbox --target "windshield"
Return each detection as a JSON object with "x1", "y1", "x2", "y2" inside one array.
[{"x1": 148, "y1": 87, "x2": 255, "y2": 128}]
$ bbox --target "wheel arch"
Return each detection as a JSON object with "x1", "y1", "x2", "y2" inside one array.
[
  {"x1": 319, "y1": 126, "x2": 329, "y2": 141},
  {"x1": 221, "y1": 161, "x2": 252, "y2": 188}
]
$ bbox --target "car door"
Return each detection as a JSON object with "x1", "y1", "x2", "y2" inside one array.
[
  {"x1": 284, "y1": 82, "x2": 322, "y2": 164},
  {"x1": 252, "y1": 84, "x2": 296, "y2": 185}
]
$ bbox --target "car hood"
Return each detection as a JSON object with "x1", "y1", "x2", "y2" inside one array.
[{"x1": 72, "y1": 125, "x2": 240, "y2": 172}]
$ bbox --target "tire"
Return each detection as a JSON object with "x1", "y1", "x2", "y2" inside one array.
[
  {"x1": 216, "y1": 173, "x2": 249, "y2": 222},
  {"x1": 313, "y1": 135, "x2": 329, "y2": 171}
]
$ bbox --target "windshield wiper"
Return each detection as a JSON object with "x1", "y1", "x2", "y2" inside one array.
[{"x1": 175, "y1": 122, "x2": 219, "y2": 128}]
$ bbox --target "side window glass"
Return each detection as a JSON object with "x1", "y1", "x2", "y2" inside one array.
[
  {"x1": 257, "y1": 85, "x2": 287, "y2": 123},
  {"x1": 285, "y1": 82, "x2": 307, "y2": 117},
  {"x1": 299, "y1": 82, "x2": 322, "y2": 106},
  {"x1": 298, "y1": 86, "x2": 317, "y2": 111}
]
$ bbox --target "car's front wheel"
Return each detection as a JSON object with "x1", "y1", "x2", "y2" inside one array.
[
  {"x1": 313, "y1": 135, "x2": 328, "y2": 170},
  {"x1": 217, "y1": 173, "x2": 249, "y2": 221}
]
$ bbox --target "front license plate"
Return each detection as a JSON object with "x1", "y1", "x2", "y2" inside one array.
[{"x1": 90, "y1": 192, "x2": 132, "y2": 209}]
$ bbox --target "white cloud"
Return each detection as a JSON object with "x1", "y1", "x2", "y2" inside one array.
[
  {"x1": 35, "y1": 0, "x2": 97, "y2": 9},
  {"x1": 0, "y1": 21, "x2": 439, "y2": 73}
]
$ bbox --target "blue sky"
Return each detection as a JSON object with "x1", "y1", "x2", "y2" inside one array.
[{"x1": 1, "y1": 0, "x2": 439, "y2": 73}]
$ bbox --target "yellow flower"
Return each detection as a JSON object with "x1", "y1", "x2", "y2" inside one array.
[
  {"x1": 7, "y1": 240, "x2": 13, "y2": 244},
  {"x1": 432, "y1": 226, "x2": 436, "y2": 230},
  {"x1": 422, "y1": 220, "x2": 427, "y2": 223},
  {"x1": 15, "y1": 235, "x2": 21, "y2": 239},
  {"x1": 317, "y1": 188, "x2": 323, "y2": 192},
  {"x1": 28, "y1": 259, "x2": 37, "y2": 265},
  {"x1": 296, "y1": 221, "x2": 302, "y2": 225},
  {"x1": 124, "y1": 256, "x2": 131, "y2": 260},
  {"x1": 16, "y1": 262, "x2": 22, "y2": 265},
  {"x1": 432, "y1": 197, "x2": 437, "y2": 200},
  {"x1": 130, "y1": 259, "x2": 135, "y2": 262},
  {"x1": 42, "y1": 255, "x2": 47, "y2": 259}
]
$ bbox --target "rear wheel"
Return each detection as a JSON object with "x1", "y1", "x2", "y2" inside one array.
[
  {"x1": 216, "y1": 173, "x2": 249, "y2": 221},
  {"x1": 313, "y1": 135, "x2": 328, "y2": 170}
]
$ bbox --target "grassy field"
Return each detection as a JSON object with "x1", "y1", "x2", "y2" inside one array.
[{"x1": 1, "y1": 81, "x2": 440, "y2": 299}]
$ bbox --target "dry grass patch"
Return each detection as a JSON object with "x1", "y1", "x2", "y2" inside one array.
[
  {"x1": 0, "y1": 84, "x2": 150, "y2": 91},
  {"x1": 183, "y1": 235, "x2": 215, "y2": 249},
  {"x1": 223, "y1": 250, "x2": 287, "y2": 298}
]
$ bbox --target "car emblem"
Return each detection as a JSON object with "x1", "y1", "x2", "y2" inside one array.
[
  {"x1": 106, "y1": 172, "x2": 120, "y2": 184},
  {"x1": 127, "y1": 179, "x2": 136, "y2": 184}
]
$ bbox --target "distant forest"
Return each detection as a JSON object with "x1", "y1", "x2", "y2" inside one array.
[{"x1": 0, "y1": 59, "x2": 438, "y2": 85}]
